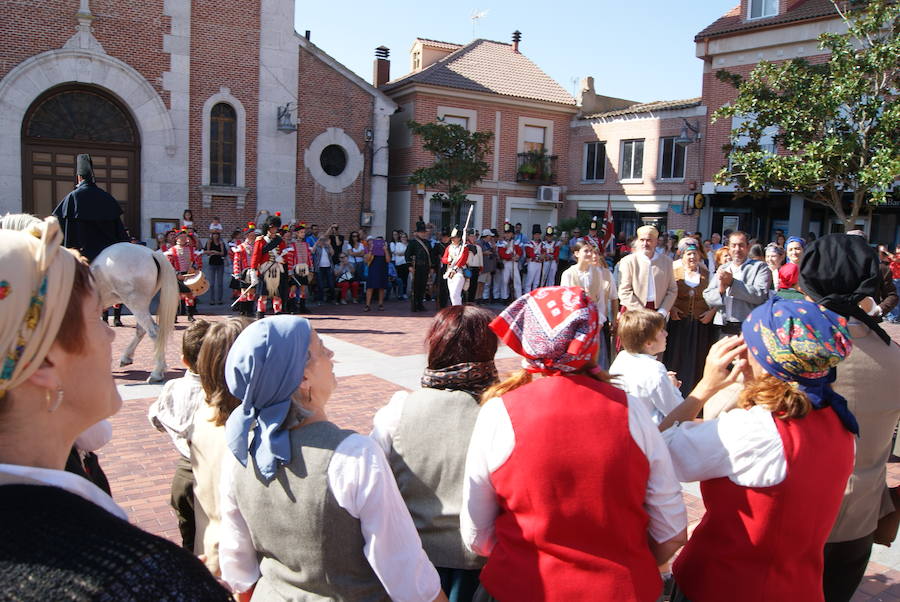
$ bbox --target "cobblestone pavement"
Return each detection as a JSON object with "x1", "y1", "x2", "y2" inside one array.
[{"x1": 100, "y1": 299, "x2": 900, "y2": 599}]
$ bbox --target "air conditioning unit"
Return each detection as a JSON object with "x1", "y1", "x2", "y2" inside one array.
[{"x1": 536, "y1": 186, "x2": 561, "y2": 203}]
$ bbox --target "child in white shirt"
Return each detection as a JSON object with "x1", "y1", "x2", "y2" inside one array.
[
  {"x1": 209, "y1": 216, "x2": 223, "y2": 233},
  {"x1": 609, "y1": 309, "x2": 683, "y2": 425},
  {"x1": 148, "y1": 319, "x2": 211, "y2": 550}
]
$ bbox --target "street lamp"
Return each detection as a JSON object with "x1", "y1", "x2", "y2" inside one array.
[{"x1": 675, "y1": 118, "x2": 701, "y2": 146}]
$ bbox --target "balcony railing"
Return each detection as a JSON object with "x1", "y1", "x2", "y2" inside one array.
[{"x1": 516, "y1": 152, "x2": 558, "y2": 185}]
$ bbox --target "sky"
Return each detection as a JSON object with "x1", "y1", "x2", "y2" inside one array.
[{"x1": 293, "y1": 1, "x2": 734, "y2": 103}]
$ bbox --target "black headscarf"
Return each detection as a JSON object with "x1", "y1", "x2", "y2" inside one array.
[{"x1": 799, "y1": 233, "x2": 891, "y2": 345}]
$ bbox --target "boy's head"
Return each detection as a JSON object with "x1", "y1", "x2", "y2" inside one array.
[
  {"x1": 182, "y1": 319, "x2": 211, "y2": 373},
  {"x1": 618, "y1": 309, "x2": 667, "y2": 355}
]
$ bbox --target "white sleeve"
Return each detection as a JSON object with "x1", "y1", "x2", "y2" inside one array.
[
  {"x1": 218, "y1": 453, "x2": 261, "y2": 594},
  {"x1": 329, "y1": 434, "x2": 441, "y2": 602},
  {"x1": 647, "y1": 362, "x2": 684, "y2": 419},
  {"x1": 627, "y1": 395, "x2": 688, "y2": 543},
  {"x1": 662, "y1": 406, "x2": 786, "y2": 487},
  {"x1": 370, "y1": 391, "x2": 407, "y2": 456},
  {"x1": 460, "y1": 397, "x2": 514, "y2": 557},
  {"x1": 75, "y1": 419, "x2": 113, "y2": 452}
]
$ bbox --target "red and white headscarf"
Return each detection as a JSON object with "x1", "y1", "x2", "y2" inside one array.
[{"x1": 490, "y1": 286, "x2": 599, "y2": 375}]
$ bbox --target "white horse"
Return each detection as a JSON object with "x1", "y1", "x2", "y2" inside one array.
[{"x1": 91, "y1": 243, "x2": 179, "y2": 383}]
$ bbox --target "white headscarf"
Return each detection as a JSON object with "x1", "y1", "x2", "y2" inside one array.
[{"x1": 0, "y1": 217, "x2": 78, "y2": 398}]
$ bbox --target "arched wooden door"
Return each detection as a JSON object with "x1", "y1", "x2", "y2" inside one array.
[{"x1": 22, "y1": 85, "x2": 141, "y2": 236}]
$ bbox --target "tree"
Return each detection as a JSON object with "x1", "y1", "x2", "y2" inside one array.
[
  {"x1": 713, "y1": 0, "x2": 899, "y2": 231},
  {"x1": 407, "y1": 119, "x2": 493, "y2": 226}
]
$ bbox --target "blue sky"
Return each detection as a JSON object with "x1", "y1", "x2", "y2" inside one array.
[{"x1": 293, "y1": 1, "x2": 733, "y2": 103}]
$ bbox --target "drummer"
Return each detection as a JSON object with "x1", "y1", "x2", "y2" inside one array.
[
  {"x1": 285, "y1": 223, "x2": 313, "y2": 314},
  {"x1": 165, "y1": 229, "x2": 204, "y2": 322}
]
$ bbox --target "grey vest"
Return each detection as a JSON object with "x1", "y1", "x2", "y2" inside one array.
[
  {"x1": 388, "y1": 388, "x2": 485, "y2": 570},
  {"x1": 233, "y1": 421, "x2": 389, "y2": 601}
]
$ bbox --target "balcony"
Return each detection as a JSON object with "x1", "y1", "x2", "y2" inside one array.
[{"x1": 516, "y1": 151, "x2": 558, "y2": 185}]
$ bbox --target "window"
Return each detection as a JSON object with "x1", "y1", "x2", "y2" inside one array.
[
  {"x1": 210, "y1": 103, "x2": 236, "y2": 185},
  {"x1": 441, "y1": 115, "x2": 469, "y2": 129},
  {"x1": 621, "y1": 139, "x2": 644, "y2": 180},
  {"x1": 413, "y1": 51, "x2": 421, "y2": 71},
  {"x1": 523, "y1": 125, "x2": 546, "y2": 152},
  {"x1": 749, "y1": 0, "x2": 777, "y2": 19},
  {"x1": 730, "y1": 114, "x2": 777, "y2": 157},
  {"x1": 320, "y1": 144, "x2": 347, "y2": 176},
  {"x1": 583, "y1": 142, "x2": 606, "y2": 181},
  {"x1": 659, "y1": 137, "x2": 686, "y2": 180}
]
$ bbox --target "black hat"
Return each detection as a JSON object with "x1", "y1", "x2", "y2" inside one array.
[
  {"x1": 265, "y1": 215, "x2": 282, "y2": 230},
  {"x1": 76, "y1": 154, "x2": 94, "y2": 180},
  {"x1": 441, "y1": 225, "x2": 451, "y2": 237},
  {"x1": 491, "y1": 228, "x2": 498, "y2": 237},
  {"x1": 590, "y1": 216, "x2": 599, "y2": 230},
  {"x1": 450, "y1": 225, "x2": 462, "y2": 238},
  {"x1": 532, "y1": 224, "x2": 542, "y2": 235},
  {"x1": 415, "y1": 221, "x2": 427, "y2": 233},
  {"x1": 546, "y1": 225, "x2": 555, "y2": 236},
  {"x1": 800, "y1": 233, "x2": 890, "y2": 344},
  {"x1": 503, "y1": 222, "x2": 514, "y2": 233}
]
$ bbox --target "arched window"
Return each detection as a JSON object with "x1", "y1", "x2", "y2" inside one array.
[{"x1": 210, "y1": 103, "x2": 236, "y2": 185}]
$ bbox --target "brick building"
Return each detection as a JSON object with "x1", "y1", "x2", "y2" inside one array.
[
  {"x1": 567, "y1": 76, "x2": 706, "y2": 237},
  {"x1": 692, "y1": 0, "x2": 897, "y2": 243},
  {"x1": 0, "y1": 0, "x2": 395, "y2": 241},
  {"x1": 378, "y1": 35, "x2": 577, "y2": 235}
]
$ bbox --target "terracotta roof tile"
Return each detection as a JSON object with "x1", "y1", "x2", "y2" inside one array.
[
  {"x1": 583, "y1": 97, "x2": 702, "y2": 119},
  {"x1": 695, "y1": 0, "x2": 838, "y2": 40},
  {"x1": 382, "y1": 39, "x2": 576, "y2": 106},
  {"x1": 414, "y1": 38, "x2": 463, "y2": 51}
]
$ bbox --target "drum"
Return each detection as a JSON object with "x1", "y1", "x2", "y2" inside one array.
[{"x1": 183, "y1": 271, "x2": 210, "y2": 297}]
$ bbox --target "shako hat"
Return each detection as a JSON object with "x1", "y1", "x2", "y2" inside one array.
[
  {"x1": 532, "y1": 224, "x2": 542, "y2": 235},
  {"x1": 589, "y1": 216, "x2": 599, "y2": 231},
  {"x1": 503, "y1": 222, "x2": 514, "y2": 233}
]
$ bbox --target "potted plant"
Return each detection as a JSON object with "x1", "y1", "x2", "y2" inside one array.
[{"x1": 518, "y1": 162, "x2": 537, "y2": 180}]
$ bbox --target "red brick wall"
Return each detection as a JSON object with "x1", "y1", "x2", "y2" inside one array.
[
  {"x1": 296, "y1": 46, "x2": 375, "y2": 235},
  {"x1": 188, "y1": 0, "x2": 260, "y2": 236},
  {"x1": 387, "y1": 89, "x2": 574, "y2": 232},
  {"x1": 1, "y1": 0, "x2": 169, "y2": 107}
]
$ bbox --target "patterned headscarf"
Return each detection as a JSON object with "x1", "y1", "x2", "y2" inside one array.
[
  {"x1": 225, "y1": 315, "x2": 313, "y2": 481},
  {"x1": 742, "y1": 297, "x2": 857, "y2": 434},
  {"x1": 489, "y1": 287, "x2": 599, "y2": 375},
  {"x1": 0, "y1": 217, "x2": 77, "y2": 399}
]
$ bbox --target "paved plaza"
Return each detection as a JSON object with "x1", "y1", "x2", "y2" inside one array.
[{"x1": 102, "y1": 299, "x2": 900, "y2": 601}]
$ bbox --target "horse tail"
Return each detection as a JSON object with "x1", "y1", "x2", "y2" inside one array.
[{"x1": 153, "y1": 251, "x2": 178, "y2": 361}]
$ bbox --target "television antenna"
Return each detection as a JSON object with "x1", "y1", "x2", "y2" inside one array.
[{"x1": 471, "y1": 9, "x2": 488, "y2": 39}]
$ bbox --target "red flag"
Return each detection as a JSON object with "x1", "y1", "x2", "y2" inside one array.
[{"x1": 602, "y1": 198, "x2": 615, "y2": 252}]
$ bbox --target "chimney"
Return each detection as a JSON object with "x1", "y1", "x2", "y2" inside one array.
[
  {"x1": 304, "y1": 30, "x2": 310, "y2": 41},
  {"x1": 512, "y1": 30, "x2": 521, "y2": 53},
  {"x1": 373, "y1": 46, "x2": 390, "y2": 87}
]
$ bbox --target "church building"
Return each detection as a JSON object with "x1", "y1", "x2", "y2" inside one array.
[{"x1": 0, "y1": 0, "x2": 396, "y2": 241}]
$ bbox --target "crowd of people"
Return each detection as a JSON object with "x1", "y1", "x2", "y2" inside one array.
[{"x1": 3, "y1": 160, "x2": 900, "y2": 600}]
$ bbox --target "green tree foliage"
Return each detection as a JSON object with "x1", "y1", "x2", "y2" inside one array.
[
  {"x1": 407, "y1": 119, "x2": 494, "y2": 225},
  {"x1": 713, "y1": 0, "x2": 899, "y2": 230}
]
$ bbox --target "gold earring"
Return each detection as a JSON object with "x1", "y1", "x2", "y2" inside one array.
[{"x1": 46, "y1": 388, "x2": 64, "y2": 413}]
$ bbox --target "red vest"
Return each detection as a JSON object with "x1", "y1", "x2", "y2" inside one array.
[
  {"x1": 673, "y1": 407, "x2": 854, "y2": 602},
  {"x1": 483, "y1": 374, "x2": 661, "y2": 602}
]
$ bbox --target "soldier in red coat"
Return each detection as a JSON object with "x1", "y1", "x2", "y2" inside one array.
[
  {"x1": 231, "y1": 224, "x2": 259, "y2": 317},
  {"x1": 283, "y1": 223, "x2": 313, "y2": 314},
  {"x1": 165, "y1": 229, "x2": 203, "y2": 321},
  {"x1": 250, "y1": 214, "x2": 287, "y2": 319}
]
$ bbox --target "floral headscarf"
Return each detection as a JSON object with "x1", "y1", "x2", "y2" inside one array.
[
  {"x1": 742, "y1": 297, "x2": 857, "y2": 434},
  {"x1": 489, "y1": 287, "x2": 599, "y2": 375}
]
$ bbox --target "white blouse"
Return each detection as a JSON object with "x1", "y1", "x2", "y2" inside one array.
[
  {"x1": 390, "y1": 241, "x2": 408, "y2": 266},
  {"x1": 661, "y1": 405, "x2": 788, "y2": 487},
  {"x1": 218, "y1": 431, "x2": 441, "y2": 601},
  {"x1": 460, "y1": 394, "x2": 687, "y2": 557},
  {"x1": 609, "y1": 351, "x2": 684, "y2": 426}
]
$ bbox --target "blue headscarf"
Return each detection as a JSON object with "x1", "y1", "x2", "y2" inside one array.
[
  {"x1": 225, "y1": 315, "x2": 313, "y2": 480},
  {"x1": 742, "y1": 298, "x2": 857, "y2": 434},
  {"x1": 786, "y1": 236, "x2": 806, "y2": 249}
]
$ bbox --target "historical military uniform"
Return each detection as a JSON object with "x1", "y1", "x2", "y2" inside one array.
[
  {"x1": 284, "y1": 225, "x2": 313, "y2": 314},
  {"x1": 524, "y1": 224, "x2": 546, "y2": 293},
  {"x1": 497, "y1": 222, "x2": 523, "y2": 301},
  {"x1": 541, "y1": 225, "x2": 560, "y2": 287},
  {"x1": 231, "y1": 226, "x2": 258, "y2": 317},
  {"x1": 250, "y1": 215, "x2": 287, "y2": 319},
  {"x1": 405, "y1": 221, "x2": 433, "y2": 312},
  {"x1": 441, "y1": 226, "x2": 469, "y2": 306},
  {"x1": 433, "y1": 228, "x2": 451, "y2": 309},
  {"x1": 165, "y1": 237, "x2": 203, "y2": 320}
]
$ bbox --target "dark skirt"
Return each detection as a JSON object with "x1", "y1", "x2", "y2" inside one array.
[
  {"x1": 366, "y1": 255, "x2": 388, "y2": 289},
  {"x1": 664, "y1": 316, "x2": 715, "y2": 397}
]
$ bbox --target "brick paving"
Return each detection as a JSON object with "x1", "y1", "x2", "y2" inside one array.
[{"x1": 100, "y1": 300, "x2": 900, "y2": 598}]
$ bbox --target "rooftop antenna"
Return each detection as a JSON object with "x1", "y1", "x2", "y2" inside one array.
[
  {"x1": 471, "y1": 9, "x2": 488, "y2": 39},
  {"x1": 570, "y1": 76, "x2": 579, "y2": 98}
]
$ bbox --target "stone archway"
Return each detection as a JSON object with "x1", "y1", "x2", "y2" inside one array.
[
  {"x1": 22, "y1": 84, "x2": 141, "y2": 235},
  {"x1": 0, "y1": 48, "x2": 179, "y2": 238}
]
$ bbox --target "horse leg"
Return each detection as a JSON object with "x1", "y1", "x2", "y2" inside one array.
[
  {"x1": 132, "y1": 308, "x2": 166, "y2": 383},
  {"x1": 120, "y1": 321, "x2": 144, "y2": 367}
]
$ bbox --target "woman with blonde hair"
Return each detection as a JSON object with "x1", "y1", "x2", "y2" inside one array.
[
  {"x1": 191, "y1": 316, "x2": 251, "y2": 576},
  {"x1": 661, "y1": 298, "x2": 856, "y2": 601},
  {"x1": 0, "y1": 218, "x2": 228, "y2": 598},
  {"x1": 461, "y1": 287, "x2": 686, "y2": 601}
]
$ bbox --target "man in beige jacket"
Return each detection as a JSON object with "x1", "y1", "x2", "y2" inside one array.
[{"x1": 617, "y1": 225, "x2": 677, "y2": 317}]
